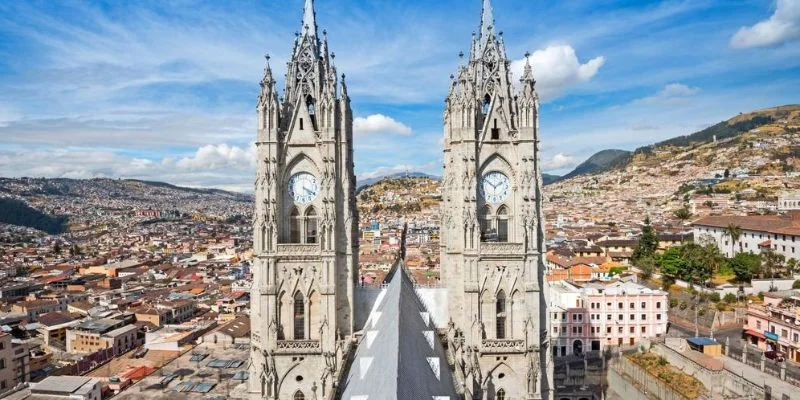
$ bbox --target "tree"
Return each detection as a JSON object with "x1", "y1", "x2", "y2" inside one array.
[
  {"x1": 659, "y1": 247, "x2": 688, "y2": 280},
  {"x1": 729, "y1": 252, "x2": 761, "y2": 282},
  {"x1": 632, "y1": 217, "x2": 659, "y2": 263},
  {"x1": 761, "y1": 249, "x2": 786, "y2": 279},
  {"x1": 787, "y1": 258, "x2": 798, "y2": 277},
  {"x1": 673, "y1": 207, "x2": 693, "y2": 227},
  {"x1": 53, "y1": 241, "x2": 61, "y2": 255},
  {"x1": 637, "y1": 256, "x2": 657, "y2": 280},
  {"x1": 723, "y1": 224, "x2": 742, "y2": 257}
]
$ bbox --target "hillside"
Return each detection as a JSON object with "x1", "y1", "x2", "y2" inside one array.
[
  {"x1": 0, "y1": 178, "x2": 252, "y2": 233},
  {"x1": 557, "y1": 149, "x2": 631, "y2": 182},
  {"x1": 546, "y1": 105, "x2": 800, "y2": 226},
  {"x1": 0, "y1": 198, "x2": 69, "y2": 234},
  {"x1": 357, "y1": 176, "x2": 441, "y2": 215},
  {"x1": 357, "y1": 172, "x2": 440, "y2": 190}
]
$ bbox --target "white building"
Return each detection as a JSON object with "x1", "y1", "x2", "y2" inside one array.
[
  {"x1": 779, "y1": 193, "x2": 800, "y2": 211},
  {"x1": 692, "y1": 212, "x2": 800, "y2": 260},
  {"x1": 29, "y1": 376, "x2": 101, "y2": 400}
]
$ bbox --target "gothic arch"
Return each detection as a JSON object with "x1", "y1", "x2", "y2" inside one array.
[
  {"x1": 478, "y1": 153, "x2": 513, "y2": 177},
  {"x1": 283, "y1": 153, "x2": 320, "y2": 183}
]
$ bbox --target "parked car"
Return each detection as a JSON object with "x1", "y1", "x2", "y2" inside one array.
[{"x1": 765, "y1": 350, "x2": 785, "y2": 362}]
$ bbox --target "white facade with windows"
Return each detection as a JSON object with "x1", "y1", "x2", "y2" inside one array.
[{"x1": 692, "y1": 213, "x2": 800, "y2": 260}]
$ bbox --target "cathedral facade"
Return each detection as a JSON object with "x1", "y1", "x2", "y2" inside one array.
[
  {"x1": 248, "y1": 0, "x2": 358, "y2": 398},
  {"x1": 439, "y1": 0, "x2": 553, "y2": 398},
  {"x1": 249, "y1": 0, "x2": 551, "y2": 399}
]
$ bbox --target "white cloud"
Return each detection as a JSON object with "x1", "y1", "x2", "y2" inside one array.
[
  {"x1": 731, "y1": 0, "x2": 800, "y2": 49},
  {"x1": 511, "y1": 45, "x2": 605, "y2": 102},
  {"x1": 176, "y1": 143, "x2": 256, "y2": 170},
  {"x1": 633, "y1": 83, "x2": 700, "y2": 106},
  {"x1": 541, "y1": 153, "x2": 578, "y2": 171},
  {"x1": 353, "y1": 114, "x2": 412, "y2": 136},
  {"x1": 0, "y1": 143, "x2": 258, "y2": 191}
]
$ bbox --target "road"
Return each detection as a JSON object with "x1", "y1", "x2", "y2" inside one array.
[{"x1": 668, "y1": 323, "x2": 800, "y2": 382}]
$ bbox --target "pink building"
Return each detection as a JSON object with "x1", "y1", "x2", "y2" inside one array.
[
  {"x1": 744, "y1": 291, "x2": 800, "y2": 362},
  {"x1": 550, "y1": 280, "x2": 668, "y2": 357}
]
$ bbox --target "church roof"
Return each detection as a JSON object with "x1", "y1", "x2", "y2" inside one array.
[{"x1": 339, "y1": 265, "x2": 458, "y2": 400}]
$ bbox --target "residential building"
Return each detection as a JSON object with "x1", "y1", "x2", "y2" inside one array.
[
  {"x1": 0, "y1": 333, "x2": 14, "y2": 394},
  {"x1": 779, "y1": 192, "x2": 800, "y2": 211},
  {"x1": 744, "y1": 290, "x2": 800, "y2": 362},
  {"x1": 29, "y1": 376, "x2": 102, "y2": 400},
  {"x1": 692, "y1": 211, "x2": 800, "y2": 259},
  {"x1": 66, "y1": 318, "x2": 136, "y2": 355},
  {"x1": 11, "y1": 299, "x2": 66, "y2": 323},
  {"x1": 550, "y1": 280, "x2": 668, "y2": 356}
]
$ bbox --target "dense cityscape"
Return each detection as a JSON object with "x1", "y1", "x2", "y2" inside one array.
[{"x1": 0, "y1": 0, "x2": 798, "y2": 399}]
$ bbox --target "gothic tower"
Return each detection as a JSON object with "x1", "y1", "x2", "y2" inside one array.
[
  {"x1": 249, "y1": 0, "x2": 358, "y2": 398},
  {"x1": 441, "y1": 1, "x2": 553, "y2": 399}
]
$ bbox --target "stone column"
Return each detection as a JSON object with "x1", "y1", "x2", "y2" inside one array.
[
  {"x1": 742, "y1": 342, "x2": 747, "y2": 365},
  {"x1": 760, "y1": 352, "x2": 766, "y2": 372},
  {"x1": 725, "y1": 337, "x2": 730, "y2": 356}
]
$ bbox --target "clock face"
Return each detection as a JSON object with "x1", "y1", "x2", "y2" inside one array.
[
  {"x1": 288, "y1": 173, "x2": 318, "y2": 204},
  {"x1": 481, "y1": 172, "x2": 510, "y2": 204}
]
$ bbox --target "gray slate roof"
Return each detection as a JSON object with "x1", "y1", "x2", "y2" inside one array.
[{"x1": 339, "y1": 266, "x2": 458, "y2": 400}]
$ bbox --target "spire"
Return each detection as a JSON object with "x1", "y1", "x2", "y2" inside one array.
[
  {"x1": 261, "y1": 53, "x2": 273, "y2": 86},
  {"x1": 480, "y1": 0, "x2": 494, "y2": 43},
  {"x1": 302, "y1": 0, "x2": 317, "y2": 38},
  {"x1": 521, "y1": 52, "x2": 534, "y2": 83}
]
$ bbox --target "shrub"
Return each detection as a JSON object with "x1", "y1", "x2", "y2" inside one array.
[
  {"x1": 709, "y1": 293, "x2": 721, "y2": 303},
  {"x1": 698, "y1": 307, "x2": 706, "y2": 316},
  {"x1": 679, "y1": 302, "x2": 688, "y2": 310},
  {"x1": 669, "y1": 298, "x2": 679, "y2": 308},
  {"x1": 723, "y1": 293, "x2": 737, "y2": 303},
  {"x1": 793, "y1": 280, "x2": 800, "y2": 289},
  {"x1": 658, "y1": 356, "x2": 668, "y2": 366}
]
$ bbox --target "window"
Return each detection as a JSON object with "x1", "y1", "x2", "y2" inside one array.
[
  {"x1": 496, "y1": 389, "x2": 506, "y2": 400},
  {"x1": 656, "y1": 302, "x2": 661, "y2": 309},
  {"x1": 572, "y1": 314, "x2": 577, "y2": 321},
  {"x1": 630, "y1": 302, "x2": 635, "y2": 309},
  {"x1": 618, "y1": 302, "x2": 623, "y2": 309},
  {"x1": 630, "y1": 314, "x2": 634, "y2": 321},
  {"x1": 641, "y1": 302, "x2": 646, "y2": 308},
  {"x1": 482, "y1": 94, "x2": 491, "y2": 114},
  {"x1": 657, "y1": 314, "x2": 662, "y2": 320},
  {"x1": 491, "y1": 119, "x2": 500, "y2": 140},
  {"x1": 0, "y1": 359, "x2": 4, "y2": 369},
  {"x1": 630, "y1": 327, "x2": 635, "y2": 334},
  {"x1": 641, "y1": 326, "x2": 646, "y2": 334},
  {"x1": 606, "y1": 327, "x2": 611, "y2": 334},
  {"x1": 299, "y1": 118, "x2": 304, "y2": 130},
  {"x1": 496, "y1": 291, "x2": 507, "y2": 339},
  {"x1": 496, "y1": 206, "x2": 508, "y2": 242},
  {"x1": 607, "y1": 314, "x2": 612, "y2": 321},
  {"x1": 305, "y1": 207, "x2": 318, "y2": 244},
  {"x1": 641, "y1": 314, "x2": 647, "y2": 320},
  {"x1": 294, "y1": 292, "x2": 305, "y2": 340},
  {"x1": 618, "y1": 327, "x2": 623, "y2": 333},
  {"x1": 618, "y1": 314, "x2": 623, "y2": 321},
  {"x1": 294, "y1": 391, "x2": 305, "y2": 400},
  {"x1": 290, "y1": 208, "x2": 301, "y2": 243}
]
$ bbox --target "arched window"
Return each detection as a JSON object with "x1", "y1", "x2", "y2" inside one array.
[
  {"x1": 479, "y1": 205, "x2": 492, "y2": 241},
  {"x1": 482, "y1": 94, "x2": 491, "y2": 114},
  {"x1": 305, "y1": 207, "x2": 318, "y2": 244},
  {"x1": 290, "y1": 208, "x2": 301, "y2": 243},
  {"x1": 261, "y1": 225, "x2": 266, "y2": 252},
  {"x1": 306, "y1": 95, "x2": 315, "y2": 115},
  {"x1": 294, "y1": 292, "x2": 305, "y2": 339},
  {"x1": 497, "y1": 206, "x2": 509, "y2": 242},
  {"x1": 294, "y1": 390, "x2": 305, "y2": 400},
  {"x1": 496, "y1": 290, "x2": 506, "y2": 339},
  {"x1": 496, "y1": 389, "x2": 506, "y2": 400}
]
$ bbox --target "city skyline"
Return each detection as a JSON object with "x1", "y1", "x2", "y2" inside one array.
[{"x1": 0, "y1": 0, "x2": 798, "y2": 192}]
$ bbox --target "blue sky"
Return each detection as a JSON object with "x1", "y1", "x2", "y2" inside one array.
[{"x1": 0, "y1": 0, "x2": 798, "y2": 191}]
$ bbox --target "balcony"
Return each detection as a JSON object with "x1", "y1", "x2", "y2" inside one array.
[
  {"x1": 276, "y1": 244, "x2": 320, "y2": 257},
  {"x1": 480, "y1": 242, "x2": 524, "y2": 256},
  {"x1": 275, "y1": 339, "x2": 321, "y2": 354},
  {"x1": 481, "y1": 339, "x2": 525, "y2": 354}
]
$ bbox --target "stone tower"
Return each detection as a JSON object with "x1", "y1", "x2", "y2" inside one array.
[
  {"x1": 440, "y1": 0, "x2": 553, "y2": 399},
  {"x1": 249, "y1": 0, "x2": 358, "y2": 398}
]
